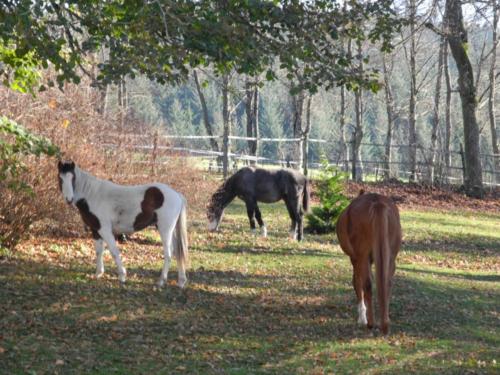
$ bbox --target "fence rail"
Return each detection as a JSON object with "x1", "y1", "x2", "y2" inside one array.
[{"x1": 98, "y1": 132, "x2": 500, "y2": 187}]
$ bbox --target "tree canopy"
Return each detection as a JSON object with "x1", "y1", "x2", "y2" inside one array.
[{"x1": 1, "y1": 0, "x2": 401, "y2": 93}]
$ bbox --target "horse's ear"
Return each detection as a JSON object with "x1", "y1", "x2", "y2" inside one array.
[
  {"x1": 57, "y1": 160, "x2": 63, "y2": 171},
  {"x1": 69, "y1": 161, "x2": 75, "y2": 169},
  {"x1": 358, "y1": 189, "x2": 365, "y2": 196}
]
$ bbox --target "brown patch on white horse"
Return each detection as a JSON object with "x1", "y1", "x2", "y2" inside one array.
[
  {"x1": 336, "y1": 193, "x2": 401, "y2": 335},
  {"x1": 75, "y1": 198, "x2": 101, "y2": 239},
  {"x1": 133, "y1": 187, "x2": 164, "y2": 231}
]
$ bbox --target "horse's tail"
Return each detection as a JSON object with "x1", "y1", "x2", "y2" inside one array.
[
  {"x1": 302, "y1": 179, "x2": 311, "y2": 213},
  {"x1": 174, "y1": 196, "x2": 189, "y2": 269},
  {"x1": 370, "y1": 201, "x2": 391, "y2": 335}
]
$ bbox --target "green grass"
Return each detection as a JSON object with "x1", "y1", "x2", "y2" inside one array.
[{"x1": 0, "y1": 201, "x2": 499, "y2": 374}]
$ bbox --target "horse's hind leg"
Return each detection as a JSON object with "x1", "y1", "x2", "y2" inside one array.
[
  {"x1": 157, "y1": 210, "x2": 179, "y2": 288},
  {"x1": 287, "y1": 197, "x2": 303, "y2": 241},
  {"x1": 99, "y1": 229, "x2": 127, "y2": 283},
  {"x1": 284, "y1": 198, "x2": 298, "y2": 239},
  {"x1": 364, "y1": 261, "x2": 375, "y2": 329},
  {"x1": 157, "y1": 225, "x2": 174, "y2": 288},
  {"x1": 254, "y1": 203, "x2": 267, "y2": 237},
  {"x1": 352, "y1": 258, "x2": 370, "y2": 326}
]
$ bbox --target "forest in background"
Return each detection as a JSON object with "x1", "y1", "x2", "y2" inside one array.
[{"x1": 97, "y1": 1, "x2": 500, "y2": 187}]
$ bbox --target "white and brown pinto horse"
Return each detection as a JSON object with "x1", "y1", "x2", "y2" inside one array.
[
  {"x1": 336, "y1": 191, "x2": 401, "y2": 335},
  {"x1": 57, "y1": 161, "x2": 188, "y2": 288}
]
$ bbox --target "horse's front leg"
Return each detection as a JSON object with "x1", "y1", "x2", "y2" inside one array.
[
  {"x1": 100, "y1": 229, "x2": 127, "y2": 283},
  {"x1": 94, "y1": 238, "x2": 105, "y2": 278},
  {"x1": 244, "y1": 199, "x2": 257, "y2": 235},
  {"x1": 297, "y1": 210, "x2": 304, "y2": 241},
  {"x1": 254, "y1": 204, "x2": 267, "y2": 237}
]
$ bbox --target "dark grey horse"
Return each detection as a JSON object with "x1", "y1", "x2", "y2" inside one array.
[{"x1": 207, "y1": 167, "x2": 310, "y2": 241}]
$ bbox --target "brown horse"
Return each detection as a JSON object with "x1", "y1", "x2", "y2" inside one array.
[{"x1": 336, "y1": 191, "x2": 401, "y2": 335}]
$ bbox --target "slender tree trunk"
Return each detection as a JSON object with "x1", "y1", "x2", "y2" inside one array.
[
  {"x1": 252, "y1": 84, "x2": 260, "y2": 164},
  {"x1": 382, "y1": 54, "x2": 395, "y2": 180},
  {"x1": 98, "y1": 85, "x2": 109, "y2": 117},
  {"x1": 193, "y1": 70, "x2": 219, "y2": 152},
  {"x1": 221, "y1": 74, "x2": 231, "y2": 179},
  {"x1": 351, "y1": 42, "x2": 364, "y2": 182},
  {"x1": 444, "y1": 42, "x2": 453, "y2": 180},
  {"x1": 445, "y1": 0, "x2": 484, "y2": 197},
  {"x1": 302, "y1": 95, "x2": 312, "y2": 176},
  {"x1": 292, "y1": 91, "x2": 305, "y2": 169},
  {"x1": 429, "y1": 36, "x2": 446, "y2": 184},
  {"x1": 488, "y1": 1, "x2": 500, "y2": 183},
  {"x1": 245, "y1": 80, "x2": 254, "y2": 159},
  {"x1": 408, "y1": 0, "x2": 418, "y2": 182},
  {"x1": 117, "y1": 78, "x2": 127, "y2": 131},
  {"x1": 338, "y1": 38, "x2": 349, "y2": 172},
  {"x1": 339, "y1": 84, "x2": 348, "y2": 171}
]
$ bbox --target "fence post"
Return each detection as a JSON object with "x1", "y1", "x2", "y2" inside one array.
[{"x1": 151, "y1": 130, "x2": 158, "y2": 176}]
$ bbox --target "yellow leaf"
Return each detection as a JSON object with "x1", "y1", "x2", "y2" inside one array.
[
  {"x1": 62, "y1": 119, "x2": 70, "y2": 129},
  {"x1": 48, "y1": 99, "x2": 57, "y2": 109}
]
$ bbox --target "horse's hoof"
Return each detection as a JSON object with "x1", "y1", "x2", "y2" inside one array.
[
  {"x1": 118, "y1": 271, "x2": 127, "y2": 283},
  {"x1": 178, "y1": 278, "x2": 187, "y2": 289},
  {"x1": 260, "y1": 227, "x2": 268, "y2": 238},
  {"x1": 251, "y1": 229, "x2": 257, "y2": 235},
  {"x1": 95, "y1": 272, "x2": 104, "y2": 279},
  {"x1": 157, "y1": 279, "x2": 165, "y2": 288}
]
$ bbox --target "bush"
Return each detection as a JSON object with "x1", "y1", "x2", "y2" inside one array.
[
  {"x1": 306, "y1": 161, "x2": 350, "y2": 234},
  {"x1": 0, "y1": 117, "x2": 60, "y2": 249}
]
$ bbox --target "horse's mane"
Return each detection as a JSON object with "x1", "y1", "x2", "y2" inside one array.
[
  {"x1": 74, "y1": 167, "x2": 105, "y2": 199},
  {"x1": 208, "y1": 173, "x2": 237, "y2": 212}
]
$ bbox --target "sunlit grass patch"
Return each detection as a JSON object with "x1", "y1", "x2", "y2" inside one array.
[{"x1": 0, "y1": 200, "x2": 498, "y2": 374}]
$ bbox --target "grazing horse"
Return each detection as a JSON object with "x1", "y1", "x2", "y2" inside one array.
[
  {"x1": 57, "y1": 161, "x2": 188, "y2": 288},
  {"x1": 336, "y1": 192, "x2": 401, "y2": 334},
  {"x1": 207, "y1": 167, "x2": 310, "y2": 241}
]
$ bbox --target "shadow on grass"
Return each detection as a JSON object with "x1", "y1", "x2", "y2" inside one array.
[
  {"x1": 399, "y1": 265, "x2": 500, "y2": 283},
  {"x1": 199, "y1": 242, "x2": 335, "y2": 258},
  {"x1": 403, "y1": 237, "x2": 499, "y2": 254},
  {"x1": 1, "y1": 257, "x2": 498, "y2": 374}
]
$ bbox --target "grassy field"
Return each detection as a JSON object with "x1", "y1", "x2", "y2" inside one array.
[{"x1": 0, "y1": 201, "x2": 499, "y2": 374}]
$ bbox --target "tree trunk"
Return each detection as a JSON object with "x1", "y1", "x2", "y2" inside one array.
[
  {"x1": 292, "y1": 91, "x2": 305, "y2": 169},
  {"x1": 382, "y1": 54, "x2": 395, "y2": 181},
  {"x1": 193, "y1": 70, "x2": 219, "y2": 152},
  {"x1": 221, "y1": 74, "x2": 231, "y2": 179},
  {"x1": 444, "y1": 42, "x2": 453, "y2": 180},
  {"x1": 488, "y1": 1, "x2": 500, "y2": 184},
  {"x1": 408, "y1": 0, "x2": 417, "y2": 182},
  {"x1": 245, "y1": 80, "x2": 254, "y2": 160},
  {"x1": 429, "y1": 36, "x2": 446, "y2": 184},
  {"x1": 117, "y1": 78, "x2": 127, "y2": 131},
  {"x1": 339, "y1": 84, "x2": 348, "y2": 171},
  {"x1": 252, "y1": 85, "x2": 259, "y2": 164},
  {"x1": 351, "y1": 42, "x2": 364, "y2": 182},
  {"x1": 445, "y1": 0, "x2": 484, "y2": 197},
  {"x1": 302, "y1": 94, "x2": 312, "y2": 176}
]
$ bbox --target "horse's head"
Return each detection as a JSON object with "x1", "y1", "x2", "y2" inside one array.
[
  {"x1": 206, "y1": 201, "x2": 224, "y2": 232},
  {"x1": 57, "y1": 160, "x2": 76, "y2": 204}
]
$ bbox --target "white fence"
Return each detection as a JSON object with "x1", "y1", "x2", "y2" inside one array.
[{"x1": 97, "y1": 132, "x2": 500, "y2": 187}]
